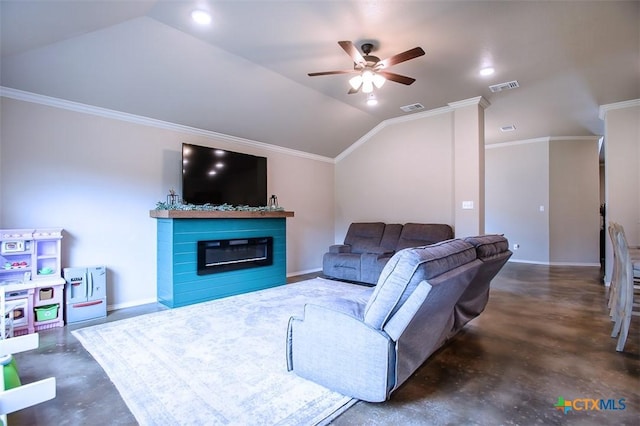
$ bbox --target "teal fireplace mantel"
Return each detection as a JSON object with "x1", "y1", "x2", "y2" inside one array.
[{"x1": 150, "y1": 211, "x2": 294, "y2": 308}]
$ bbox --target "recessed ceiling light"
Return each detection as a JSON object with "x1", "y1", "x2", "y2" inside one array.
[
  {"x1": 480, "y1": 67, "x2": 495, "y2": 76},
  {"x1": 191, "y1": 10, "x2": 212, "y2": 25}
]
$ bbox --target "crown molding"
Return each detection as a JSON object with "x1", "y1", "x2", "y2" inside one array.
[
  {"x1": 0, "y1": 86, "x2": 334, "y2": 164},
  {"x1": 448, "y1": 96, "x2": 490, "y2": 110},
  {"x1": 485, "y1": 137, "x2": 550, "y2": 149},
  {"x1": 598, "y1": 98, "x2": 640, "y2": 120},
  {"x1": 485, "y1": 135, "x2": 600, "y2": 150},
  {"x1": 549, "y1": 136, "x2": 600, "y2": 142}
]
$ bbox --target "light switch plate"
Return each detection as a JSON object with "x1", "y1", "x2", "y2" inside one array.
[{"x1": 462, "y1": 201, "x2": 474, "y2": 209}]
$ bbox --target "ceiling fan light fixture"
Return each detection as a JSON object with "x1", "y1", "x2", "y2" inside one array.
[
  {"x1": 349, "y1": 75, "x2": 363, "y2": 90},
  {"x1": 308, "y1": 41, "x2": 424, "y2": 94},
  {"x1": 362, "y1": 80, "x2": 374, "y2": 93},
  {"x1": 366, "y1": 94, "x2": 378, "y2": 106},
  {"x1": 372, "y1": 73, "x2": 386, "y2": 88},
  {"x1": 361, "y1": 70, "x2": 375, "y2": 93}
]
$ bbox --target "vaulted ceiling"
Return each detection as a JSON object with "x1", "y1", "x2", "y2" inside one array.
[{"x1": 1, "y1": 1, "x2": 638, "y2": 158}]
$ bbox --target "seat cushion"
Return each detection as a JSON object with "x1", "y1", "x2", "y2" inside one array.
[
  {"x1": 395, "y1": 223, "x2": 453, "y2": 251},
  {"x1": 322, "y1": 252, "x2": 362, "y2": 281},
  {"x1": 363, "y1": 239, "x2": 476, "y2": 330}
]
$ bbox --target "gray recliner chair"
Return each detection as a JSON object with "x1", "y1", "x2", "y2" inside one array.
[{"x1": 287, "y1": 235, "x2": 511, "y2": 402}]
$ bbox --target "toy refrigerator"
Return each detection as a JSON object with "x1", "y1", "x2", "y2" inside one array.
[{"x1": 63, "y1": 266, "x2": 107, "y2": 323}]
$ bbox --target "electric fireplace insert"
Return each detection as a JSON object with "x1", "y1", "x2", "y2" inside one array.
[{"x1": 197, "y1": 237, "x2": 273, "y2": 275}]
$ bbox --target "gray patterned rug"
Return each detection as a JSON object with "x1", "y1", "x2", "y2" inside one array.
[{"x1": 72, "y1": 277, "x2": 369, "y2": 425}]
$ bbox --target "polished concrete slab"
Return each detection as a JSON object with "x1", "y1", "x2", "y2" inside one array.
[{"x1": 7, "y1": 263, "x2": 639, "y2": 425}]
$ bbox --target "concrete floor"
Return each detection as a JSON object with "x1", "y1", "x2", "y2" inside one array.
[{"x1": 7, "y1": 263, "x2": 639, "y2": 425}]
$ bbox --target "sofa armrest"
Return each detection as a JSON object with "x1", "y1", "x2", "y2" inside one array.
[
  {"x1": 383, "y1": 280, "x2": 433, "y2": 341},
  {"x1": 329, "y1": 244, "x2": 352, "y2": 254},
  {"x1": 286, "y1": 303, "x2": 395, "y2": 402}
]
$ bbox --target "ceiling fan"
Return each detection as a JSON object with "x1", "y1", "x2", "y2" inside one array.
[{"x1": 308, "y1": 41, "x2": 425, "y2": 94}]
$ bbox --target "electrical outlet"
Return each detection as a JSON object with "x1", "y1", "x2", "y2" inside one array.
[
  {"x1": 462, "y1": 201, "x2": 474, "y2": 209},
  {"x1": 513, "y1": 243, "x2": 520, "y2": 250}
]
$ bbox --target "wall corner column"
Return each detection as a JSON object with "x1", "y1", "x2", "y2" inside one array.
[
  {"x1": 599, "y1": 99, "x2": 640, "y2": 283},
  {"x1": 449, "y1": 96, "x2": 489, "y2": 238}
]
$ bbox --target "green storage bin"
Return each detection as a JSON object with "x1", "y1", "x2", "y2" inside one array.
[{"x1": 35, "y1": 304, "x2": 59, "y2": 321}]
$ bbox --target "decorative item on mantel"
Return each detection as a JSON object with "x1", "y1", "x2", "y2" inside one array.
[
  {"x1": 154, "y1": 201, "x2": 285, "y2": 212},
  {"x1": 269, "y1": 195, "x2": 278, "y2": 210},
  {"x1": 167, "y1": 189, "x2": 180, "y2": 205}
]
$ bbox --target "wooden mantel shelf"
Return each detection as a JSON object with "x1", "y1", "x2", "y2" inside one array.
[{"x1": 149, "y1": 210, "x2": 294, "y2": 219}]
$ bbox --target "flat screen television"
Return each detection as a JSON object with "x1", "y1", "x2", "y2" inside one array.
[{"x1": 181, "y1": 143, "x2": 267, "y2": 206}]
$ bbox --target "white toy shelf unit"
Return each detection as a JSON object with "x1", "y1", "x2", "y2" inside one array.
[{"x1": 0, "y1": 229, "x2": 65, "y2": 336}]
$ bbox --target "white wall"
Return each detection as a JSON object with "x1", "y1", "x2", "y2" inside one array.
[
  {"x1": 549, "y1": 138, "x2": 600, "y2": 264},
  {"x1": 486, "y1": 137, "x2": 601, "y2": 265},
  {"x1": 486, "y1": 140, "x2": 550, "y2": 263},
  {"x1": 334, "y1": 111, "x2": 455, "y2": 242},
  {"x1": 334, "y1": 99, "x2": 486, "y2": 242},
  {"x1": 601, "y1": 100, "x2": 640, "y2": 282},
  {"x1": 452, "y1": 100, "x2": 486, "y2": 237},
  {"x1": 0, "y1": 96, "x2": 335, "y2": 309}
]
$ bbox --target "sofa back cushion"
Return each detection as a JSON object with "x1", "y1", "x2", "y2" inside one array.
[
  {"x1": 464, "y1": 234, "x2": 510, "y2": 261},
  {"x1": 363, "y1": 239, "x2": 476, "y2": 329},
  {"x1": 379, "y1": 224, "x2": 403, "y2": 252},
  {"x1": 344, "y1": 222, "x2": 386, "y2": 254},
  {"x1": 395, "y1": 223, "x2": 454, "y2": 251}
]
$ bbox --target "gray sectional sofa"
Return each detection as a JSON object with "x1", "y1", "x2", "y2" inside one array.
[
  {"x1": 287, "y1": 234, "x2": 511, "y2": 402},
  {"x1": 323, "y1": 222, "x2": 454, "y2": 285}
]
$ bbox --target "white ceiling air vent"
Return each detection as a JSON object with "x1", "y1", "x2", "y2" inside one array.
[
  {"x1": 489, "y1": 80, "x2": 520, "y2": 93},
  {"x1": 400, "y1": 103, "x2": 425, "y2": 112}
]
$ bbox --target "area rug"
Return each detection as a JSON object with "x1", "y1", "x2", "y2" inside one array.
[{"x1": 72, "y1": 277, "x2": 370, "y2": 425}]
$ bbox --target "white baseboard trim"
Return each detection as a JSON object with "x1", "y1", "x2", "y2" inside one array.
[
  {"x1": 107, "y1": 297, "x2": 159, "y2": 312},
  {"x1": 287, "y1": 268, "x2": 322, "y2": 277},
  {"x1": 508, "y1": 259, "x2": 601, "y2": 267}
]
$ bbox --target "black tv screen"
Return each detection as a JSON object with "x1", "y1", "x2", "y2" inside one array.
[{"x1": 181, "y1": 143, "x2": 267, "y2": 206}]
